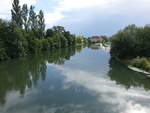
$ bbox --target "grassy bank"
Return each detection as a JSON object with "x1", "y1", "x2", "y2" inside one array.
[
  {"x1": 110, "y1": 24, "x2": 150, "y2": 73},
  {"x1": 121, "y1": 58, "x2": 150, "y2": 73}
]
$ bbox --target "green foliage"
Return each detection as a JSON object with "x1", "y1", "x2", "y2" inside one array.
[
  {"x1": 75, "y1": 35, "x2": 84, "y2": 45},
  {"x1": 0, "y1": 48, "x2": 7, "y2": 61},
  {"x1": 0, "y1": 0, "x2": 86, "y2": 61},
  {"x1": 60, "y1": 35, "x2": 68, "y2": 48},
  {"x1": 129, "y1": 58, "x2": 150, "y2": 72},
  {"x1": 111, "y1": 24, "x2": 150, "y2": 58},
  {"x1": 52, "y1": 26, "x2": 65, "y2": 34},
  {"x1": 46, "y1": 29, "x2": 54, "y2": 37},
  {"x1": 28, "y1": 5, "x2": 38, "y2": 37},
  {"x1": 41, "y1": 39, "x2": 50, "y2": 51},
  {"x1": 52, "y1": 34, "x2": 62, "y2": 48},
  {"x1": 46, "y1": 26, "x2": 76, "y2": 48},
  {"x1": 22, "y1": 4, "x2": 28, "y2": 31},
  {"x1": 11, "y1": 0, "x2": 22, "y2": 27},
  {"x1": 37, "y1": 10, "x2": 45, "y2": 38},
  {"x1": 47, "y1": 38, "x2": 54, "y2": 48},
  {"x1": 0, "y1": 20, "x2": 28, "y2": 59},
  {"x1": 64, "y1": 31, "x2": 72, "y2": 45}
]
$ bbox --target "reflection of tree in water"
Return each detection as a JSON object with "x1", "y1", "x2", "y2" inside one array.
[
  {"x1": 0, "y1": 55, "x2": 47, "y2": 105},
  {"x1": 47, "y1": 47, "x2": 76, "y2": 65},
  {"x1": 0, "y1": 47, "x2": 78, "y2": 105},
  {"x1": 108, "y1": 58, "x2": 150, "y2": 90},
  {"x1": 76, "y1": 46, "x2": 83, "y2": 53}
]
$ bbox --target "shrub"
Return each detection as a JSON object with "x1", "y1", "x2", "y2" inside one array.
[
  {"x1": 0, "y1": 19, "x2": 84, "y2": 61},
  {"x1": 0, "y1": 48, "x2": 8, "y2": 61},
  {"x1": 0, "y1": 21, "x2": 28, "y2": 58},
  {"x1": 130, "y1": 58, "x2": 150, "y2": 72},
  {"x1": 110, "y1": 24, "x2": 150, "y2": 58},
  {"x1": 41, "y1": 39, "x2": 50, "y2": 51}
]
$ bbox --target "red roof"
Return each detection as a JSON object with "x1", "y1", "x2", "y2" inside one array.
[{"x1": 91, "y1": 36, "x2": 101, "y2": 40}]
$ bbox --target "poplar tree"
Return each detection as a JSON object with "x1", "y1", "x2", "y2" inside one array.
[
  {"x1": 28, "y1": 6, "x2": 38, "y2": 35},
  {"x1": 11, "y1": 0, "x2": 22, "y2": 27},
  {"x1": 22, "y1": 4, "x2": 28, "y2": 31},
  {"x1": 38, "y1": 10, "x2": 45, "y2": 38}
]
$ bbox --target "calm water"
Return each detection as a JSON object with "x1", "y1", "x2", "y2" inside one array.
[{"x1": 0, "y1": 47, "x2": 150, "y2": 113}]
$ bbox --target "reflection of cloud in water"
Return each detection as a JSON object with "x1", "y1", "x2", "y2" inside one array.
[
  {"x1": 2, "y1": 103, "x2": 85, "y2": 113},
  {"x1": 47, "y1": 63, "x2": 150, "y2": 113},
  {"x1": 0, "y1": 88, "x2": 40, "y2": 113},
  {"x1": 1, "y1": 63, "x2": 150, "y2": 113}
]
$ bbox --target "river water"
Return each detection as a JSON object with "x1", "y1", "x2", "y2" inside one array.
[{"x1": 0, "y1": 47, "x2": 150, "y2": 113}]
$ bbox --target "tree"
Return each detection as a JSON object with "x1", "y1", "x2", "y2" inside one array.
[
  {"x1": 38, "y1": 10, "x2": 45, "y2": 38},
  {"x1": 28, "y1": 5, "x2": 38, "y2": 36},
  {"x1": 110, "y1": 24, "x2": 150, "y2": 58},
  {"x1": 22, "y1": 4, "x2": 28, "y2": 32},
  {"x1": 52, "y1": 26, "x2": 65, "y2": 34},
  {"x1": 0, "y1": 0, "x2": 83, "y2": 61},
  {"x1": 64, "y1": 31, "x2": 72, "y2": 45},
  {"x1": 0, "y1": 20, "x2": 28, "y2": 59},
  {"x1": 46, "y1": 29, "x2": 54, "y2": 37},
  {"x1": 76, "y1": 35, "x2": 83, "y2": 45},
  {"x1": 0, "y1": 19, "x2": 8, "y2": 60},
  {"x1": 11, "y1": 0, "x2": 22, "y2": 27},
  {"x1": 6, "y1": 23, "x2": 28, "y2": 58}
]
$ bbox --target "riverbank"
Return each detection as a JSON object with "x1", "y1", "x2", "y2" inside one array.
[
  {"x1": 110, "y1": 24, "x2": 150, "y2": 75},
  {"x1": 120, "y1": 58, "x2": 150, "y2": 76}
]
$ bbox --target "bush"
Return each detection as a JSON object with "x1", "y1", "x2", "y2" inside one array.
[
  {"x1": 47, "y1": 38, "x2": 54, "y2": 49},
  {"x1": 76, "y1": 36, "x2": 83, "y2": 45},
  {"x1": 0, "y1": 48, "x2": 8, "y2": 61},
  {"x1": 51, "y1": 34, "x2": 61, "y2": 48},
  {"x1": 0, "y1": 19, "x2": 84, "y2": 61},
  {"x1": 130, "y1": 58, "x2": 150, "y2": 72},
  {"x1": 60, "y1": 36, "x2": 68, "y2": 48},
  {"x1": 41, "y1": 39, "x2": 50, "y2": 51},
  {"x1": 110, "y1": 24, "x2": 150, "y2": 58},
  {"x1": 0, "y1": 21, "x2": 28, "y2": 58}
]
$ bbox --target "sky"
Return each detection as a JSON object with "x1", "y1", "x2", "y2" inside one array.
[{"x1": 0, "y1": 0, "x2": 150, "y2": 37}]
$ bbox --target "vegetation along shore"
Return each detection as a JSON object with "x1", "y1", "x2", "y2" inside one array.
[
  {"x1": 0, "y1": 0, "x2": 87, "y2": 61},
  {"x1": 110, "y1": 24, "x2": 150, "y2": 74},
  {"x1": 0, "y1": 0, "x2": 150, "y2": 75}
]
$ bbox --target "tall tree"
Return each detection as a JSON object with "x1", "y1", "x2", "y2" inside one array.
[
  {"x1": 28, "y1": 6, "x2": 38, "y2": 35},
  {"x1": 38, "y1": 10, "x2": 45, "y2": 38},
  {"x1": 22, "y1": 4, "x2": 28, "y2": 32},
  {"x1": 11, "y1": 0, "x2": 22, "y2": 27}
]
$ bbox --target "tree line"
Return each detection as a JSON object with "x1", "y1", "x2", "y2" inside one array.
[
  {"x1": 0, "y1": 0, "x2": 86, "y2": 61},
  {"x1": 110, "y1": 24, "x2": 150, "y2": 59}
]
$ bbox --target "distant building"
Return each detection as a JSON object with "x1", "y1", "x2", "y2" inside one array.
[{"x1": 90, "y1": 36, "x2": 101, "y2": 43}]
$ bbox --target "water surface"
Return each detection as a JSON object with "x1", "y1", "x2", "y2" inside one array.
[{"x1": 0, "y1": 47, "x2": 150, "y2": 113}]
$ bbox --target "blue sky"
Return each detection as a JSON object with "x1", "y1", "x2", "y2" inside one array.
[{"x1": 0, "y1": 0, "x2": 150, "y2": 37}]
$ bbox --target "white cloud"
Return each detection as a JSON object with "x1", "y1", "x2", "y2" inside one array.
[
  {"x1": 1, "y1": 0, "x2": 150, "y2": 34},
  {"x1": 45, "y1": 0, "x2": 112, "y2": 26},
  {"x1": 46, "y1": 63, "x2": 150, "y2": 113},
  {"x1": 0, "y1": 0, "x2": 37, "y2": 20},
  {"x1": 20, "y1": 0, "x2": 37, "y2": 6},
  {"x1": 45, "y1": 0, "x2": 150, "y2": 27},
  {"x1": 57, "y1": 0, "x2": 107, "y2": 11},
  {"x1": 45, "y1": 12, "x2": 65, "y2": 27}
]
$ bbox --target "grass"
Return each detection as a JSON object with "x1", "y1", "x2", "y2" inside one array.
[{"x1": 122, "y1": 57, "x2": 150, "y2": 72}]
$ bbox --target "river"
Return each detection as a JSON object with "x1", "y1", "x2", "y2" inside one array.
[{"x1": 0, "y1": 46, "x2": 150, "y2": 113}]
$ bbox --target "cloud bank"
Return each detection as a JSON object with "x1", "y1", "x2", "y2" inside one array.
[
  {"x1": 0, "y1": 0, "x2": 37, "y2": 19},
  {"x1": 0, "y1": 0, "x2": 150, "y2": 36}
]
